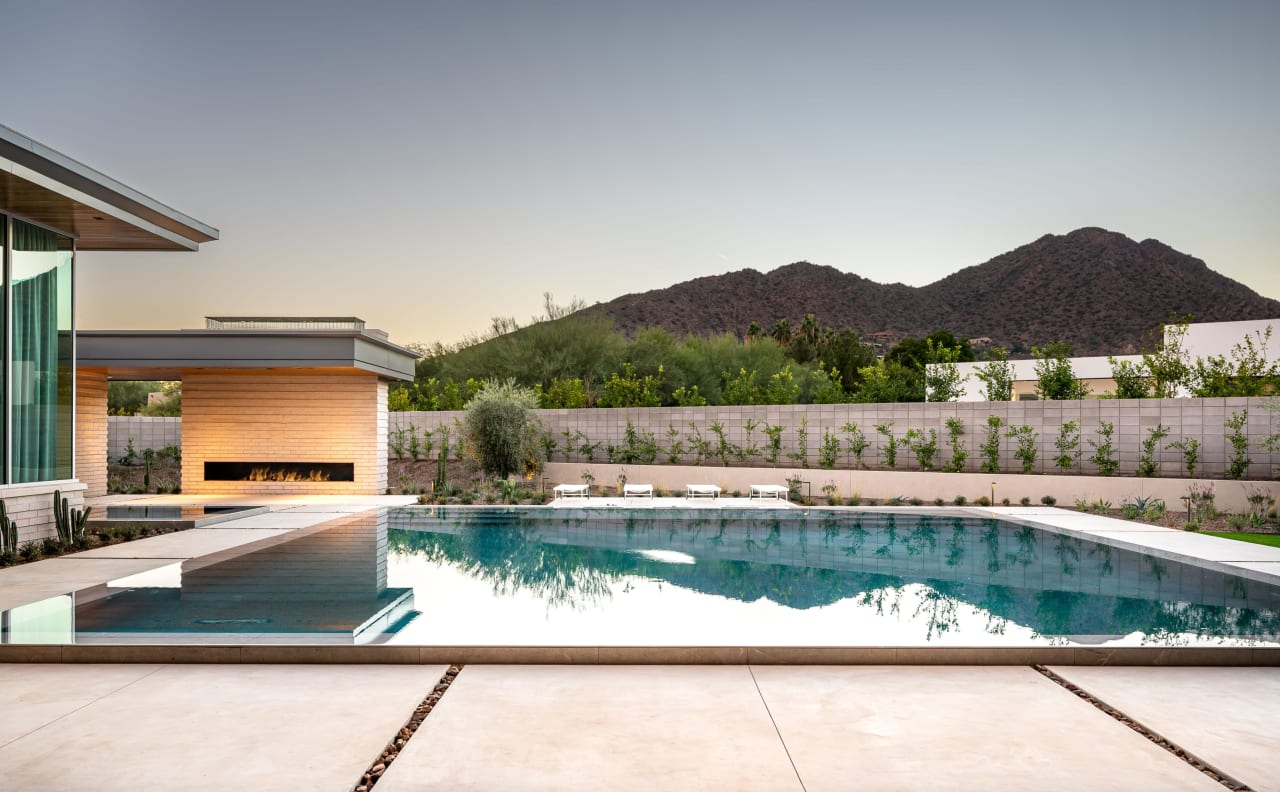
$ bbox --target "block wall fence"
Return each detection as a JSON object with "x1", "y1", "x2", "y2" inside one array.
[{"x1": 108, "y1": 397, "x2": 1280, "y2": 481}]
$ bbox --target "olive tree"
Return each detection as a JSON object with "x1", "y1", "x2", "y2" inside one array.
[{"x1": 463, "y1": 379, "x2": 543, "y2": 479}]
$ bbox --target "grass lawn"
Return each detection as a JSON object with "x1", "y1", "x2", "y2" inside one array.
[{"x1": 1205, "y1": 532, "x2": 1280, "y2": 548}]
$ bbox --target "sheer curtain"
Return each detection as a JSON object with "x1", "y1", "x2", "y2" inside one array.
[{"x1": 11, "y1": 221, "x2": 61, "y2": 482}]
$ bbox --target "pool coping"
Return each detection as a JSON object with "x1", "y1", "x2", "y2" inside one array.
[{"x1": 0, "y1": 644, "x2": 1277, "y2": 665}]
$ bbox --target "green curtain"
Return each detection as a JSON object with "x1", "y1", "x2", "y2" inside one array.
[{"x1": 11, "y1": 221, "x2": 60, "y2": 482}]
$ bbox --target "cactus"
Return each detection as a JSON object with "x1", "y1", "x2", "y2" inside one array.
[
  {"x1": 53, "y1": 490, "x2": 92, "y2": 545},
  {"x1": 0, "y1": 500, "x2": 17, "y2": 555}
]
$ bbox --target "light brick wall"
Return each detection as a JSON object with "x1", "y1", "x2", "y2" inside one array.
[
  {"x1": 75, "y1": 368, "x2": 109, "y2": 498},
  {"x1": 0, "y1": 481, "x2": 87, "y2": 544},
  {"x1": 181, "y1": 370, "x2": 387, "y2": 495}
]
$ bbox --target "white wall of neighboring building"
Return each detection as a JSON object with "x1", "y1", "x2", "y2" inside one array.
[
  {"x1": 948, "y1": 356, "x2": 1140, "y2": 401},
  {"x1": 932, "y1": 318, "x2": 1280, "y2": 402},
  {"x1": 1177, "y1": 318, "x2": 1279, "y2": 362}
]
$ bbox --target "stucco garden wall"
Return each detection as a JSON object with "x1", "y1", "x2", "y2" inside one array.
[{"x1": 540, "y1": 462, "x2": 1277, "y2": 515}]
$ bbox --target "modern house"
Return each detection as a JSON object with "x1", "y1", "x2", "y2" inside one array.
[
  {"x1": 0, "y1": 123, "x2": 217, "y2": 544},
  {"x1": 935, "y1": 319, "x2": 1279, "y2": 401}
]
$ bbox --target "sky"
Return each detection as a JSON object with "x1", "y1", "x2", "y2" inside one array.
[{"x1": 2, "y1": 0, "x2": 1277, "y2": 347}]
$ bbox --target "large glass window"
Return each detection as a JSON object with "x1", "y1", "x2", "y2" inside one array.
[{"x1": 10, "y1": 219, "x2": 73, "y2": 482}]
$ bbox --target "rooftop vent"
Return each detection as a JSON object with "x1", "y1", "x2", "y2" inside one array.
[{"x1": 204, "y1": 317, "x2": 366, "y2": 331}]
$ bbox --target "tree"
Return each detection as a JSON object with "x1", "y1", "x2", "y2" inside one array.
[
  {"x1": 854, "y1": 359, "x2": 920, "y2": 403},
  {"x1": 770, "y1": 319, "x2": 792, "y2": 345},
  {"x1": 974, "y1": 348, "x2": 1013, "y2": 401},
  {"x1": 1032, "y1": 342, "x2": 1089, "y2": 400},
  {"x1": 745, "y1": 322, "x2": 764, "y2": 343},
  {"x1": 463, "y1": 379, "x2": 543, "y2": 479},
  {"x1": 139, "y1": 382, "x2": 182, "y2": 416},
  {"x1": 1143, "y1": 318, "x2": 1192, "y2": 398},
  {"x1": 1108, "y1": 357, "x2": 1151, "y2": 399},
  {"x1": 1188, "y1": 326, "x2": 1279, "y2": 397},
  {"x1": 924, "y1": 339, "x2": 965, "y2": 402},
  {"x1": 825, "y1": 329, "x2": 876, "y2": 392},
  {"x1": 108, "y1": 380, "x2": 170, "y2": 415},
  {"x1": 598, "y1": 363, "x2": 663, "y2": 408}
]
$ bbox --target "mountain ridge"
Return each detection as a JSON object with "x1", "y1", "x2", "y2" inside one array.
[{"x1": 590, "y1": 227, "x2": 1280, "y2": 355}]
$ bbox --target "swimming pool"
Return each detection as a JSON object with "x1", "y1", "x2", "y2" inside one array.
[{"x1": 3, "y1": 507, "x2": 1278, "y2": 647}]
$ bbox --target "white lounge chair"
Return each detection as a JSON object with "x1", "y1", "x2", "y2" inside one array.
[
  {"x1": 749, "y1": 484, "x2": 789, "y2": 501},
  {"x1": 623, "y1": 484, "x2": 653, "y2": 500},
  {"x1": 685, "y1": 484, "x2": 721, "y2": 500},
  {"x1": 553, "y1": 483, "x2": 589, "y2": 500}
]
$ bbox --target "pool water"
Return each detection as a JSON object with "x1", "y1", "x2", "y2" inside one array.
[
  {"x1": 383, "y1": 508, "x2": 1280, "y2": 648},
  {"x1": 4, "y1": 507, "x2": 1278, "y2": 647}
]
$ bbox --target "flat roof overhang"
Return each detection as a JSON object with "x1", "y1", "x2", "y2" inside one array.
[
  {"x1": 0, "y1": 124, "x2": 218, "y2": 251},
  {"x1": 77, "y1": 330, "x2": 417, "y2": 381}
]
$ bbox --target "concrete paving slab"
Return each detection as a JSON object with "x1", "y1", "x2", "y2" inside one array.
[
  {"x1": 205, "y1": 511, "x2": 358, "y2": 529},
  {"x1": 1083, "y1": 529, "x2": 1280, "y2": 561},
  {"x1": 68, "y1": 528, "x2": 293, "y2": 559},
  {"x1": 377, "y1": 665, "x2": 803, "y2": 791},
  {"x1": 0, "y1": 664, "x2": 445, "y2": 792},
  {"x1": 549, "y1": 496, "x2": 794, "y2": 510},
  {"x1": 750, "y1": 666, "x2": 1222, "y2": 792},
  {"x1": 1050, "y1": 666, "x2": 1280, "y2": 792},
  {"x1": 0, "y1": 664, "x2": 159, "y2": 747},
  {"x1": 1222, "y1": 560, "x2": 1280, "y2": 578},
  {"x1": 0, "y1": 557, "x2": 177, "y2": 611}
]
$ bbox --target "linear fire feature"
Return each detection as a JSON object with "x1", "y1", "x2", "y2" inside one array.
[{"x1": 204, "y1": 462, "x2": 356, "y2": 482}]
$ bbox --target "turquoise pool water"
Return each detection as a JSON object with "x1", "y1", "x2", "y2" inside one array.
[
  {"x1": 4, "y1": 507, "x2": 1277, "y2": 647},
  {"x1": 382, "y1": 508, "x2": 1280, "y2": 647}
]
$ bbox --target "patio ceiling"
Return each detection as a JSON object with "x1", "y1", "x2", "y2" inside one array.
[{"x1": 0, "y1": 124, "x2": 217, "y2": 251}]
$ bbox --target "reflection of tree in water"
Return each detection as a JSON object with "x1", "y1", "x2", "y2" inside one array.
[
  {"x1": 390, "y1": 525, "x2": 620, "y2": 610},
  {"x1": 1053, "y1": 535, "x2": 1080, "y2": 576},
  {"x1": 945, "y1": 522, "x2": 967, "y2": 568},
  {"x1": 914, "y1": 580, "x2": 964, "y2": 640},
  {"x1": 387, "y1": 510, "x2": 1280, "y2": 643}
]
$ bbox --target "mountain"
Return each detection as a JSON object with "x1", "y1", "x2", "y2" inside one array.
[{"x1": 591, "y1": 228, "x2": 1280, "y2": 355}]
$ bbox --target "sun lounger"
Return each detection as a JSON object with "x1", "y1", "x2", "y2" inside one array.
[
  {"x1": 749, "y1": 484, "x2": 789, "y2": 501},
  {"x1": 553, "y1": 483, "x2": 589, "y2": 499},
  {"x1": 685, "y1": 484, "x2": 721, "y2": 499},
  {"x1": 623, "y1": 484, "x2": 654, "y2": 499}
]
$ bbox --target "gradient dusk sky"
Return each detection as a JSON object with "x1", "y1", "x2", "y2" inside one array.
[{"x1": 2, "y1": 1, "x2": 1277, "y2": 346}]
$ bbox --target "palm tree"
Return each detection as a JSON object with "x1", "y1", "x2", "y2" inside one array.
[{"x1": 771, "y1": 319, "x2": 792, "y2": 345}]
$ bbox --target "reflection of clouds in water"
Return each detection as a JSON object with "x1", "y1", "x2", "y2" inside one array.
[{"x1": 633, "y1": 549, "x2": 696, "y2": 565}]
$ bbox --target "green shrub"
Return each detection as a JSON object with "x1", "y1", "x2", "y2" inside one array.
[
  {"x1": 1040, "y1": 495, "x2": 1057, "y2": 506},
  {"x1": 980, "y1": 415, "x2": 1004, "y2": 473},
  {"x1": 1225, "y1": 410, "x2": 1250, "y2": 479},
  {"x1": 1136, "y1": 424, "x2": 1170, "y2": 478},
  {"x1": 1087, "y1": 422, "x2": 1119, "y2": 477},
  {"x1": 462, "y1": 379, "x2": 543, "y2": 479},
  {"x1": 942, "y1": 417, "x2": 968, "y2": 472},
  {"x1": 904, "y1": 428, "x2": 938, "y2": 471}
]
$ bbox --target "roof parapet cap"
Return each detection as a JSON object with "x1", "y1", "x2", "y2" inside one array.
[{"x1": 204, "y1": 316, "x2": 367, "y2": 331}]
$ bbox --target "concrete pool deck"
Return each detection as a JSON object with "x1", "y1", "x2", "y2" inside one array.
[{"x1": 1, "y1": 663, "x2": 1275, "y2": 791}]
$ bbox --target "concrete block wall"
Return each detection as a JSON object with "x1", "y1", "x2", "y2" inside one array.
[
  {"x1": 181, "y1": 371, "x2": 388, "y2": 496},
  {"x1": 108, "y1": 416, "x2": 181, "y2": 459},
  {"x1": 390, "y1": 397, "x2": 1280, "y2": 480},
  {"x1": 75, "y1": 368, "x2": 109, "y2": 497}
]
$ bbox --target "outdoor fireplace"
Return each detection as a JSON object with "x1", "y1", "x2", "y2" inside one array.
[{"x1": 204, "y1": 462, "x2": 356, "y2": 483}]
